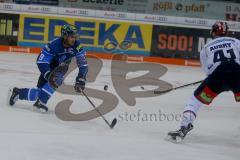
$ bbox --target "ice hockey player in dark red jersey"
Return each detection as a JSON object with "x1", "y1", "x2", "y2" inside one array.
[{"x1": 168, "y1": 21, "x2": 240, "y2": 142}]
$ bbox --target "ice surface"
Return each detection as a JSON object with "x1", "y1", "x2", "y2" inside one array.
[{"x1": 0, "y1": 52, "x2": 239, "y2": 160}]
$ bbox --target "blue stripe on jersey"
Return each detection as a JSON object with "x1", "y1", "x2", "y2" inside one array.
[
  {"x1": 206, "y1": 38, "x2": 235, "y2": 48},
  {"x1": 41, "y1": 49, "x2": 54, "y2": 56}
]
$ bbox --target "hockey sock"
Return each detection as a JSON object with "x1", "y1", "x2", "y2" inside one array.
[
  {"x1": 19, "y1": 88, "x2": 40, "y2": 101},
  {"x1": 38, "y1": 83, "x2": 55, "y2": 104},
  {"x1": 180, "y1": 95, "x2": 203, "y2": 127}
]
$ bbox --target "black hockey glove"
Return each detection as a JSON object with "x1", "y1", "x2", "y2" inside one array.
[
  {"x1": 74, "y1": 76, "x2": 86, "y2": 92},
  {"x1": 51, "y1": 71, "x2": 64, "y2": 88}
]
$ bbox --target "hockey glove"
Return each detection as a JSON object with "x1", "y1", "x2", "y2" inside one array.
[
  {"x1": 74, "y1": 76, "x2": 86, "y2": 92},
  {"x1": 51, "y1": 71, "x2": 64, "y2": 88}
]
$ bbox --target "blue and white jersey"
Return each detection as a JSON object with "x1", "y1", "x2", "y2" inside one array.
[
  {"x1": 200, "y1": 37, "x2": 240, "y2": 75},
  {"x1": 36, "y1": 37, "x2": 88, "y2": 79}
]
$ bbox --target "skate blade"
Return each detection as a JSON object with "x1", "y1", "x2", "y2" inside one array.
[
  {"x1": 32, "y1": 106, "x2": 48, "y2": 114},
  {"x1": 7, "y1": 88, "x2": 13, "y2": 107},
  {"x1": 165, "y1": 135, "x2": 183, "y2": 144}
]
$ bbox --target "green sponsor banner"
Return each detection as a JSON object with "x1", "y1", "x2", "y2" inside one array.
[
  {"x1": 150, "y1": 0, "x2": 240, "y2": 21},
  {"x1": 59, "y1": 0, "x2": 240, "y2": 21}
]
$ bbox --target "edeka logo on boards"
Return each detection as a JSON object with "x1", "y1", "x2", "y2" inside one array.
[
  {"x1": 18, "y1": 14, "x2": 152, "y2": 56},
  {"x1": 82, "y1": 0, "x2": 124, "y2": 5}
]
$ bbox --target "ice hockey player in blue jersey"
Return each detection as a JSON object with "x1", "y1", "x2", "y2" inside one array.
[
  {"x1": 168, "y1": 21, "x2": 240, "y2": 142},
  {"x1": 9, "y1": 24, "x2": 88, "y2": 113}
]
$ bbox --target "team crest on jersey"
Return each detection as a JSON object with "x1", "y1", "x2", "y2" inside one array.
[{"x1": 60, "y1": 48, "x2": 74, "y2": 55}]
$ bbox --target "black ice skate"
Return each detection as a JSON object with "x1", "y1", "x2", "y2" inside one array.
[
  {"x1": 9, "y1": 87, "x2": 20, "y2": 106},
  {"x1": 33, "y1": 99, "x2": 48, "y2": 113},
  {"x1": 167, "y1": 123, "x2": 193, "y2": 143}
]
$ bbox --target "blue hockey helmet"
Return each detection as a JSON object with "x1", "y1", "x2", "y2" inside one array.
[{"x1": 61, "y1": 24, "x2": 78, "y2": 38}]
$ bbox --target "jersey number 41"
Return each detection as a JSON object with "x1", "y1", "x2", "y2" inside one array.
[{"x1": 213, "y1": 49, "x2": 236, "y2": 63}]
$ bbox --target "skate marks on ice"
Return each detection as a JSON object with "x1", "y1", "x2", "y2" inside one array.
[
  {"x1": 189, "y1": 133, "x2": 240, "y2": 148},
  {"x1": 165, "y1": 130, "x2": 240, "y2": 149},
  {"x1": 165, "y1": 134, "x2": 184, "y2": 144},
  {"x1": 0, "y1": 68, "x2": 37, "y2": 75}
]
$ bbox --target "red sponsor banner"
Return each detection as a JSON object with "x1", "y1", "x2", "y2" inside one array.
[
  {"x1": 151, "y1": 25, "x2": 240, "y2": 60},
  {"x1": 0, "y1": 45, "x2": 200, "y2": 66}
]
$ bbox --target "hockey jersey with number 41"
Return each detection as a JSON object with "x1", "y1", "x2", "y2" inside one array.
[{"x1": 200, "y1": 37, "x2": 240, "y2": 75}]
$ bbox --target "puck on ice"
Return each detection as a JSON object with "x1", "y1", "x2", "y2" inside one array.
[
  {"x1": 104, "y1": 85, "x2": 108, "y2": 91},
  {"x1": 140, "y1": 86, "x2": 144, "y2": 90}
]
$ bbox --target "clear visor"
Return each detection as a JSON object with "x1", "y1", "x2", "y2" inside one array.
[{"x1": 67, "y1": 32, "x2": 79, "y2": 39}]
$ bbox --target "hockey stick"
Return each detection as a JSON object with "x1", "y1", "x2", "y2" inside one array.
[
  {"x1": 154, "y1": 80, "x2": 203, "y2": 94},
  {"x1": 80, "y1": 89, "x2": 117, "y2": 129}
]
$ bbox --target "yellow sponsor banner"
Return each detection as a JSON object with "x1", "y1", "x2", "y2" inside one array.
[{"x1": 18, "y1": 14, "x2": 152, "y2": 54}]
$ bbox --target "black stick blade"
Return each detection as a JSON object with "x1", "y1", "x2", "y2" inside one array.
[
  {"x1": 153, "y1": 89, "x2": 172, "y2": 94},
  {"x1": 110, "y1": 118, "x2": 117, "y2": 129}
]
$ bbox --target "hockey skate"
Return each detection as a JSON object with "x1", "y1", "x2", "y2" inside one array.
[
  {"x1": 33, "y1": 99, "x2": 48, "y2": 113},
  {"x1": 166, "y1": 123, "x2": 193, "y2": 143},
  {"x1": 9, "y1": 87, "x2": 20, "y2": 106}
]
